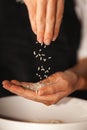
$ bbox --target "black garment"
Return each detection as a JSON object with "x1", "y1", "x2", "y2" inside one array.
[{"x1": 0, "y1": 0, "x2": 87, "y2": 99}]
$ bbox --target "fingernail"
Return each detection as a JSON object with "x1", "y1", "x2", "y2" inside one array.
[
  {"x1": 37, "y1": 37, "x2": 43, "y2": 44},
  {"x1": 52, "y1": 36, "x2": 56, "y2": 41},
  {"x1": 44, "y1": 39, "x2": 51, "y2": 45},
  {"x1": 2, "y1": 85, "x2": 5, "y2": 88}
]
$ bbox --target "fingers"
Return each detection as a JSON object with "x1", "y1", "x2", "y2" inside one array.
[
  {"x1": 2, "y1": 80, "x2": 36, "y2": 98},
  {"x1": 2, "y1": 80, "x2": 68, "y2": 106},
  {"x1": 38, "y1": 71, "x2": 78, "y2": 96},
  {"x1": 38, "y1": 72, "x2": 69, "y2": 96},
  {"x1": 36, "y1": 0, "x2": 57, "y2": 45},
  {"x1": 36, "y1": 0, "x2": 64, "y2": 44},
  {"x1": 52, "y1": 0, "x2": 65, "y2": 41},
  {"x1": 24, "y1": 0, "x2": 64, "y2": 45},
  {"x1": 2, "y1": 80, "x2": 25, "y2": 95},
  {"x1": 36, "y1": 92, "x2": 68, "y2": 106},
  {"x1": 2, "y1": 80, "x2": 58, "y2": 105},
  {"x1": 44, "y1": 0, "x2": 57, "y2": 45},
  {"x1": 24, "y1": 0, "x2": 37, "y2": 34},
  {"x1": 40, "y1": 72, "x2": 63, "y2": 85},
  {"x1": 36, "y1": 0, "x2": 47, "y2": 43},
  {"x1": 11, "y1": 80, "x2": 33, "y2": 88},
  {"x1": 38, "y1": 83, "x2": 61, "y2": 96},
  {"x1": 11, "y1": 80, "x2": 22, "y2": 86},
  {"x1": 38, "y1": 78, "x2": 67, "y2": 96},
  {"x1": 37, "y1": 93, "x2": 60, "y2": 105}
]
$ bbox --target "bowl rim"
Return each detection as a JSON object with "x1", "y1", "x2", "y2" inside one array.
[
  {"x1": 0, "y1": 118, "x2": 87, "y2": 126},
  {"x1": 0, "y1": 96, "x2": 87, "y2": 125}
]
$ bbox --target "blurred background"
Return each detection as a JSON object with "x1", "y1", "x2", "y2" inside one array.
[{"x1": 0, "y1": 0, "x2": 87, "y2": 99}]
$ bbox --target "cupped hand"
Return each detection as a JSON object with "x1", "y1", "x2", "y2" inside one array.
[
  {"x1": 37, "y1": 70, "x2": 81, "y2": 105},
  {"x1": 2, "y1": 79, "x2": 63, "y2": 105},
  {"x1": 23, "y1": 0, "x2": 65, "y2": 45},
  {"x1": 2, "y1": 70, "x2": 80, "y2": 106}
]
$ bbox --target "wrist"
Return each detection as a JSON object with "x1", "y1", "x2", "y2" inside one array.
[
  {"x1": 66, "y1": 70, "x2": 86, "y2": 91},
  {"x1": 76, "y1": 76, "x2": 86, "y2": 90},
  {"x1": 64, "y1": 70, "x2": 79, "y2": 86}
]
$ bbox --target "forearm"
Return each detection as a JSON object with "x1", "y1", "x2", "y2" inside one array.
[
  {"x1": 69, "y1": 58, "x2": 87, "y2": 90},
  {"x1": 73, "y1": 1, "x2": 87, "y2": 91}
]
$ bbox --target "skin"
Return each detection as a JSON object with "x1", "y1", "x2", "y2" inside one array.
[
  {"x1": 2, "y1": 1, "x2": 87, "y2": 105},
  {"x1": 23, "y1": 0, "x2": 65, "y2": 45},
  {"x1": 2, "y1": 58, "x2": 87, "y2": 106}
]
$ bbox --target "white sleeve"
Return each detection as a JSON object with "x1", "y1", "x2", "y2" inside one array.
[{"x1": 75, "y1": 0, "x2": 87, "y2": 60}]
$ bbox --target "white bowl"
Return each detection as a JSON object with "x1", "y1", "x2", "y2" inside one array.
[{"x1": 0, "y1": 96, "x2": 87, "y2": 130}]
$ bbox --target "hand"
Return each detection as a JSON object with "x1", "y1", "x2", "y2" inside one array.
[
  {"x1": 2, "y1": 70, "x2": 80, "y2": 106},
  {"x1": 36, "y1": 71, "x2": 81, "y2": 105},
  {"x1": 2, "y1": 79, "x2": 63, "y2": 105},
  {"x1": 23, "y1": 0, "x2": 65, "y2": 45}
]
